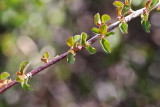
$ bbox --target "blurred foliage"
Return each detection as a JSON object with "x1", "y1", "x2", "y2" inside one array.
[{"x1": 0, "y1": 0, "x2": 160, "y2": 107}]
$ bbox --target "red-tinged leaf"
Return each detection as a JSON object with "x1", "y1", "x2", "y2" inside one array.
[
  {"x1": 17, "y1": 61, "x2": 31, "y2": 75},
  {"x1": 116, "y1": 7, "x2": 123, "y2": 17},
  {"x1": 41, "y1": 52, "x2": 50, "y2": 63}
]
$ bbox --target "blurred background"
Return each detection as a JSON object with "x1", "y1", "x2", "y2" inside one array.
[{"x1": 0, "y1": 0, "x2": 160, "y2": 107}]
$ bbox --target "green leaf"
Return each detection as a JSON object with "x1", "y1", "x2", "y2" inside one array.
[
  {"x1": 41, "y1": 52, "x2": 50, "y2": 63},
  {"x1": 16, "y1": 76, "x2": 24, "y2": 82},
  {"x1": 122, "y1": 5, "x2": 130, "y2": 15},
  {"x1": 86, "y1": 45, "x2": 96, "y2": 54},
  {"x1": 99, "y1": 24, "x2": 107, "y2": 34},
  {"x1": 0, "y1": 72, "x2": 10, "y2": 80},
  {"x1": 73, "y1": 35, "x2": 81, "y2": 43},
  {"x1": 66, "y1": 36, "x2": 74, "y2": 47},
  {"x1": 113, "y1": 1, "x2": 124, "y2": 7},
  {"x1": 94, "y1": 13, "x2": 101, "y2": 26},
  {"x1": 67, "y1": 52, "x2": 75, "y2": 64},
  {"x1": 91, "y1": 27, "x2": 99, "y2": 34},
  {"x1": 141, "y1": 13, "x2": 149, "y2": 21},
  {"x1": 150, "y1": 0, "x2": 159, "y2": 7},
  {"x1": 100, "y1": 38, "x2": 111, "y2": 53},
  {"x1": 141, "y1": 20, "x2": 151, "y2": 33},
  {"x1": 81, "y1": 32, "x2": 88, "y2": 46},
  {"x1": 101, "y1": 14, "x2": 111, "y2": 23},
  {"x1": 42, "y1": 52, "x2": 50, "y2": 58},
  {"x1": 119, "y1": 22, "x2": 128, "y2": 34},
  {"x1": 21, "y1": 79, "x2": 32, "y2": 91},
  {"x1": 105, "y1": 32, "x2": 115, "y2": 37},
  {"x1": 19, "y1": 61, "x2": 31, "y2": 75}
]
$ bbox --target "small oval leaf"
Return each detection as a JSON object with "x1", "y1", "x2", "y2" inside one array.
[
  {"x1": 94, "y1": 13, "x2": 101, "y2": 26},
  {"x1": 101, "y1": 14, "x2": 111, "y2": 23},
  {"x1": 113, "y1": 1, "x2": 124, "y2": 7},
  {"x1": 0, "y1": 72, "x2": 10, "y2": 80},
  {"x1": 81, "y1": 32, "x2": 88, "y2": 46},
  {"x1": 91, "y1": 27, "x2": 99, "y2": 34},
  {"x1": 21, "y1": 79, "x2": 32, "y2": 91},
  {"x1": 141, "y1": 20, "x2": 151, "y2": 33},
  {"x1": 150, "y1": 0, "x2": 159, "y2": 8},
  {"x1": 86, "y1": 45, "x2": 96, "y2": 54},
  {"x1": 141, "y1": 13, "x2": 149, "y2": 21},
  {"x1": 119, "y1": 22, "x2": 128, "y2": 34},
  {"x1": 100, "y1": 38, "x2": 111, "y2": 53},
  {"x1": 99, "y1": 24, "x2": 108, "y2": 34},
  {"x1": 122, "y1": 5, "x2": 130, "y2": 15},
  {"x1": 67, "y1": 52, "x2": 75, "y2": 64},
  {"x1": 73, "y1": 35, "x2": 81, "y2": 43},
  {"x1": 41, "y1": 52, "x2": 50, "y2": 63},
  {"x1": 105, "y1": 32, "x2": 115, "y2": 37},
  {"x1": 66, "y1": 36, "x2": 74, "y2": 47},
  {"x1": 16, "y1": 76, "x2": 24, "y2": 82},
  {"x1": 17, "y1": 61, "x2": 31, "y2": 75}
]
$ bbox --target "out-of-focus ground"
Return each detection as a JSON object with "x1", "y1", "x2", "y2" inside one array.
[{"x1": 0, "y1": 0, "x2": 160, "y2": 107}]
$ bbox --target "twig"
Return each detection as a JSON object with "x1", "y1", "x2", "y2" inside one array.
[{"x1": 0, "y1": 2, "x2": 160, "y2": 94}]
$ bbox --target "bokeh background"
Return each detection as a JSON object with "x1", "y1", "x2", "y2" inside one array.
[{"x1": 0, "y1": 0, "x2": 160, "y2": 107}]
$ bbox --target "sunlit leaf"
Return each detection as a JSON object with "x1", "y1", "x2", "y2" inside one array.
[
  {"x1": 116, "y1": 7, "x2": 123, "y2": 17},
  {"x1": 122, "y1": 5, "x2": 130, "y2": 15},
  {"x1": 125, "y1": 0, "x2": 129, "y2": 5},
  {"x1": 146, "y1": 0, "x2": 152, "y2": 10},
  {"x1": 113, "y1": 1, "x2": 124, "y2": 7},
  {"x1": 81, "y1": 32, "x2": 88, "y2": 46},
  {"x1": 66, "y1": 36, "x2": 74, "y2": 47},
  {"x1": 0, "y1": 72, "x2": 10, "y2": 80},
  {"x1": 91, "y1": 27, "x2": 99, "y2": 34},
  {"x1": 16, "y1": 76, "x2": 24, "y2": 82},
  {"x1": 94, "y1": 13, "x2": 101, "y2": 26},
  {"x1": 17, "y1": 61, "x2": 31, "y2": 75},
  {"x1": 99, "y1": 24, "x2": 107, "y2": 34},
  {"x1": 21, "y1": 79, "x2": 32, "y2": 91},
  {"x1": 150, "y1": 0, "x2": 159, "y2": 8},
  {"x1": 100, "y1": 38, "x2": 111, "y2": 53},
  {"x1": 141, "y1": 20, "x2": 151, "y2": 33},
  {"x1": 119, "y1": 22, "x2": 128, "y2": 34},
  {"x1": 86, "y1": 45, "x2": 96, "y2": 54},
  {"x1": 41, "y1": 52, "x2": 50, "y2": 63},
  {"x1": 67, "y1": 52, "x2": 75, "y2": 64},
  {"x1": 101, "y1": 14, "x2": 111, "y2": 23},
  {"x1": 73, "y1": 35, "x2": 81, "y2": 43},
  {"x1": 141, "y1": 13, "x2": 149, "y2": 21},
  {"x1": 105, "y1": 32, "x2": 115, "y2": 37}
]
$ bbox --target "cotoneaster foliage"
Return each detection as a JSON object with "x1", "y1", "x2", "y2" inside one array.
[{"x1": 0, "y1": 0, "x2": 160, "y2": 93}]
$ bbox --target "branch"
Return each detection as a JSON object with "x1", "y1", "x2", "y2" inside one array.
[{"x1": 0, "y1": 2, "x2": 160, "y2": 94}]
